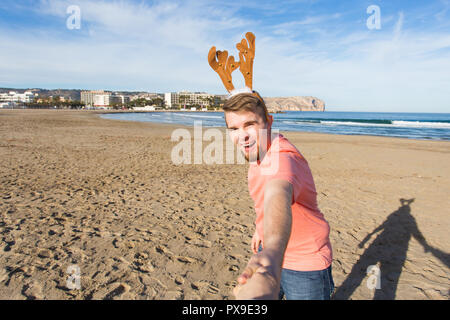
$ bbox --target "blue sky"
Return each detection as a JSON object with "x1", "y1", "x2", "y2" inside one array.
[{"x1": 0, "y1": 0, "x2": 449, "y2": 112}]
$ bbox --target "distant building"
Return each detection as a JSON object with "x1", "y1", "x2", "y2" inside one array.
[
  {"x1": 164, "y1": 91, "x2": 221, "y2": 109},
  {"x1": 93, "y1": 94, "x2": 111, "y2": 107},
  {"x1": 110, "y1": 94, "x2": 130, "y2": 105},
  {"x1": 0, "y1": 102, "x2": 13, "y2": 108},
  {"x1": 59, "y1": 96, "x2": 70, "y2": 102},
  {"x1": 81, "y1": 90, "x2": 107, "y2": 107},
  {"x1": 80, "y1": 90, "x2": 222, "y2": 109},
  {"x1": 130, "y1": 93, "x2": 163, "y2": 101},
  {"x1": 164, "y1": 93, "x2": 174, "y2": 108},
  {"x1": 0, "y1": 91, "x2": 35, "y2": 103},
  {"x1": 81, "y1": 90, "x2": 130, "y2": 107}
]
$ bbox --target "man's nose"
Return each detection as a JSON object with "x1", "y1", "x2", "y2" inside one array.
[{"x1": 238, "y1": 129, "x2": 250, "y2": 143}]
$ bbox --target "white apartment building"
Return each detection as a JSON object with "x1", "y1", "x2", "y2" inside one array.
[
  {"x1": 0, "y1": 91, "x2": 35, "y2": 103},
  {"x1": 164, "y1": 91, "x2": 220, "y2": 109},
  {"x1": 81, "y1": 90, "x2": 131, "y2": 107},
  {"x1": 0, "y1": 102, "x2": 13, "y2": 108},
  {"x1": 110, "y1": 94, "x2": 130, "y2": 105},
  {"x1": 131, "y1": 93, "x2": 163, "y2": 101},
  {"x1": 93, "y1": 94, "x2": 111, "y2": 107},
  {"x1": 81, "y1": 90, "x2": 107, "y2": 106}
]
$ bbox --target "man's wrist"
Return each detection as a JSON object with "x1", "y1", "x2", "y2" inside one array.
[
  {"x1": 263, "y1": 239, "x2": 287, "y2": 257},
  {"x1": 258, "y1": 246, "x2": 284, "y2": 272}
]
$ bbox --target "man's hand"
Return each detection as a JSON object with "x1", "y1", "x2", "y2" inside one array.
[
  {"x1": 251, "y1": 231, "x2": 262, "y2": 254},
  {"x1": 233, "y1": 249, "x2": 281, "y2": 300},
  {"x1": 234, "y1": 179, "x2": 293, "y2": 300}
]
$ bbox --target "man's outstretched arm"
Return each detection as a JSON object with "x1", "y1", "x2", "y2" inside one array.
[{"x1": 234, "y1": 179, "x2": 292, "y2": 299}]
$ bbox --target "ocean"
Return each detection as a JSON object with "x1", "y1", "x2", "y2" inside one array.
[{"x1": 100, "y1": 111, "x2": 450, "y2": 141}]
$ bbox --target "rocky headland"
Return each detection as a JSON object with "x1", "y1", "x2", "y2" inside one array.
[{"x1": 264, "y1": 96, "x2": 325, "y2": 112}]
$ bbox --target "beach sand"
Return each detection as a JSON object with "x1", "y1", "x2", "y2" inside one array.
[{"x1": 0, "y1": 109, "x2": 449, "y2": 300}]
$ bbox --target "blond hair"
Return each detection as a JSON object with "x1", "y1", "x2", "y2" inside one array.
[{"x1": 223, "y1": 92, "x2": 269, "y2": 123}]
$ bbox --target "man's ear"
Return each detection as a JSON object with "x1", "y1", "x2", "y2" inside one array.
[
  {"x1": 267, "y1": 114, "x2": 273, "y2": 128},
  {"x1": 224, "y1": 112, "x2": 229, "y2": 128}
]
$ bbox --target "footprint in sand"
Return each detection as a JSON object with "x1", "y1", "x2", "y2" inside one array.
[
  {"x1": 3, "y1": 239, "x2": 15, "y2": 252},
  {"x1": 21, "y1": 281, "x2": 43, "y2": 300},
  {"x1": 164, "y1": 290, "x2": 184, "y2": 300},
  {"x1": 133, "y1": 253, "x2": 155, "y2": 273},
  {"x1": 155, "y1": 245, "x2": 173, "y2": 257},
  {"x1": 191, "y1": 280, "x2": 220, "y2": 295},
  {"x1": 104, "y1": 283, "x2": 131, "y2": 300}
]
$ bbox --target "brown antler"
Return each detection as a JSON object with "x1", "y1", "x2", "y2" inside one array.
[
  {"x1": 236, "y1": 32, "x2": 255, "y2": 90},
  {"x1": 208, "y1": 46, "x2": 240, "y2": 93}
]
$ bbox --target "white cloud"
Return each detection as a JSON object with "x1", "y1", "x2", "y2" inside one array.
[{"x1": 393, "y1": 11, "x2": 404, "y2": 41}]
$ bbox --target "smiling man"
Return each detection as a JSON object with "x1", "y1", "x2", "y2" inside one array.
[
  {"x1": 207, "y1": 31, "x2": 334, "y2": 299},
  {"x1": 225, "y1": 92, "x2": 334, "y2": 300}
]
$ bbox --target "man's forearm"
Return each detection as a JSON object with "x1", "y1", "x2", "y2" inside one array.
[
  {"x1": 234, "y1": 180, "x2": 293, "y2": 300},
  {"x1": 263, "y1": 181, "x2": 293, "y2": 265}
]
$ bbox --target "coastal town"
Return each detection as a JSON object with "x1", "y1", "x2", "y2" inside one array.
[
  {"x1": 0, "y1": 89, "x2": 227, "y2": 111},
  {"x1": 0, "y1": 88, "x2": 327, "y2": 112}
]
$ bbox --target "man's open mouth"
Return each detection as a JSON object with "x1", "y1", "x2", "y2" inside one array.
[{"x1": 241, "y1": 140, "x2": 256, "y2": 151}]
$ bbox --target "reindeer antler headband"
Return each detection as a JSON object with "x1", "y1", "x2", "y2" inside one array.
[{"x1": 208, "y1": 32, "x2": 257, "y2": 98}]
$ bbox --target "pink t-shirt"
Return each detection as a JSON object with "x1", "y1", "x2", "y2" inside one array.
[{"x1": 248, "y1": 134, "x2": 332, "y2": 271}]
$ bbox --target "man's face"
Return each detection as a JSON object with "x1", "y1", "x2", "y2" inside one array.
[{"x1": 225, "y1": 110, "x2": 273, "y2": 162}]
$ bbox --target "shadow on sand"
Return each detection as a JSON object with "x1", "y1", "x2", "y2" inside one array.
[{"x1": 333, "y1": 198, "x2": 450, "y2": 300}]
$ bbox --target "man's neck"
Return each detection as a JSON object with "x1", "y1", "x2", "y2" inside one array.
[{"x1": 255, "y1": 132, "x2": 277, "y2": 165}]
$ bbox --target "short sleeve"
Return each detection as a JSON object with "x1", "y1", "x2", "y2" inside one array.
[{"x1": 261, "y1": 150, "x2": 303, "y2": 204}]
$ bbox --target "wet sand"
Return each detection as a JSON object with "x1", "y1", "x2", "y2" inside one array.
[{"x1": 0, "y1": 109, "x2": 449, "y2": 299}]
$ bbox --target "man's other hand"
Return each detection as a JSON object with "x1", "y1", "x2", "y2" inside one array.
[{"x1": 251, "y1": 231, "x2": 262, "y2": 254}]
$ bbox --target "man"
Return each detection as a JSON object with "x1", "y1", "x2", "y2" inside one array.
[{"x1": 225, "y1": 92, "x2": 334, "y2": 300}]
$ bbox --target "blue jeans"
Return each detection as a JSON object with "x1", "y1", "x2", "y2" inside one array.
[
  {"x1": 258, "y1": 245, "x2": 334, "y2": 300},
  {"x1": 278, "y1": 265, "x2": 334, "y2": 300}
]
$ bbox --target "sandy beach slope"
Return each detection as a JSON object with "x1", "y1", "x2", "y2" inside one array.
[{"x1": 0, "y1": 109, "x2": 449, "y2": 299}]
